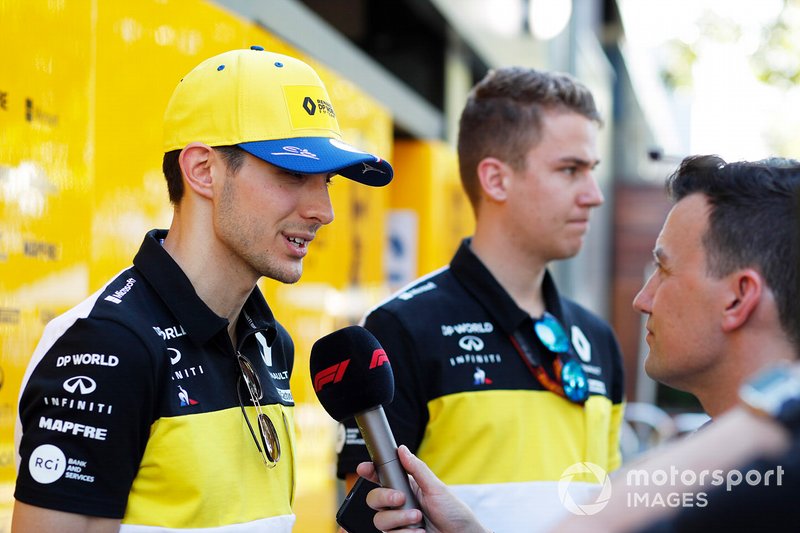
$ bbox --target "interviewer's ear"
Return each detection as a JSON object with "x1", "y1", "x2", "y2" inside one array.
[
  {"x1": 721, "y1": 269, "x2": 763, "y2": 331},
  {"x1": 477, "y1": 157, "x2": 512, "y2": 202},
  {"x1": 179, "y1": 143, "x2": 215, "y2": 200}
]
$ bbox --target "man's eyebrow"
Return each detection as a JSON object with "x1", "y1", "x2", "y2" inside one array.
[
  {"x1": 558, "y1": 156, "x2": 600, "y2": 168},
  {"x1": 653, "y1": 247, "x2": 667, "y2": 264}
]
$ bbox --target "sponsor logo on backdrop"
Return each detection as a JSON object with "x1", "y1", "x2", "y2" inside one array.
[
  {"x1": 25, "y1": 97, "x2": 59, "y2": 126},
  {"x1": 23, "y1": 240, "x2": 58, "y2": 260}
]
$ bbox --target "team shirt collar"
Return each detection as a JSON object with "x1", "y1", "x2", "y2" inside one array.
[
  {"x1": 133, "y1": 229, "x2": 277, "y2": 347},
  {"x1": 449, "y1": 237, "x2": 566, "y2": 334}
]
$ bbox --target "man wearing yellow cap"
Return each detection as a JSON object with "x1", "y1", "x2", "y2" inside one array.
[{"x1": 12, "y1": 46, "x2": 392, "y2": 532}]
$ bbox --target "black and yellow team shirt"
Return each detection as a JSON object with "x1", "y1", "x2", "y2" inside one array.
[
  {"x1": 15, "y1": 230, "x2": 297, "y2": 532},
  {"x1": 337, "y1": 239, "x2": 625, "y2": 533}
]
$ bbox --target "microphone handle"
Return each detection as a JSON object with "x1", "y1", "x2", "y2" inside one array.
[{"x1": 355, "y1": 406, "x2": 424, "y2": 524}]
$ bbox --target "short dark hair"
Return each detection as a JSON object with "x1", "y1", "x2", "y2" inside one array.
[
  {"x1": 456, "y1": 67, "x2": 602, "y2": 210},
  {"x1": 161, "y1": 145, "x2": 248, "y2": 204},
  {"x1": 667, "y1": 154, "x2": 800, "y2": 349}
]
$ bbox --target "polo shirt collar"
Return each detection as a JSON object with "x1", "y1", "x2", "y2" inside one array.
[
  {"x1": 133, "y1": 229, "x2": 277, "y2": 347},
  {"x1": 449, "y1": 238, "x2": 565, "y2": 335}
]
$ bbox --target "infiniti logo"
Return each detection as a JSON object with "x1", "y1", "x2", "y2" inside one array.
[
  {"x1": 63, "y1": 376, "x2": 97, "y2": 395},
  {"x1": 168, "y1": 348, "x2": 181, "y2": 365},
  {"x1": 458, "y1": 335, "x2": 485, "y2": 352}
]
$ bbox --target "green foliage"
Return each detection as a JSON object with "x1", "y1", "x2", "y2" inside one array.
[
  {"x1": 658, "y1": 1, "x2": 800, "y2": 91},
  {"x1": 751, "y1": 0, "x2": 800, "y2": 88},
  {"x1": 659, "y1": 40, "x2": 697, "y2": 90}
]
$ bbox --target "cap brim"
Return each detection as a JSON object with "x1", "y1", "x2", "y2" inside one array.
[{"x1": 239, "y1": 138, "x2": 393, "y2": 187}]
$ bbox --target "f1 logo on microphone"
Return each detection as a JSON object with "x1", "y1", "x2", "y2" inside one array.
[
  {"x1": 313, "y1": 359, "x2": 350, "y2": 392},
  {"x1": 369, "y1": 349, "x2": 389, "y2": 369}
]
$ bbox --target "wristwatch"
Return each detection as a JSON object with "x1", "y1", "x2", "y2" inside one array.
[{"x1": 739, "y1": 363, "x2": 800, "y2": 433}]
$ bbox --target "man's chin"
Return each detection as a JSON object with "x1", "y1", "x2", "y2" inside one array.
[
  {"x1": 644, "y1": 360, "x2": 691, "y2": 393},
  {"x1": 555, "y1": 240, "x2": 584, "y2": 260},
  {"x1": 278, "y1": 273, "x2": 302, "y2": 284},
  {"x1": 642, "y1": 353, "x2": 660, "y2": 381},
  {"x1": 262, "y1": 266, "x2": 303, "y2": 285}
]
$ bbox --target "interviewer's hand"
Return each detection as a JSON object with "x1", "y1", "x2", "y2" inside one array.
[{"x1": 356, "y1": 445, "x2": 490, "y2": 533}]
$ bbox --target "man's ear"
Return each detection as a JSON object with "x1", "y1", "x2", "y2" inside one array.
[
  {"x1": 178, "y1": 143, "x2": 215, "y2": 200},
  {"x1": 721, "y1": 268, "x2": 763, "y2": 332},
  {"x1": 476, "y1": 157, "x2": 511, "y2": 202}
]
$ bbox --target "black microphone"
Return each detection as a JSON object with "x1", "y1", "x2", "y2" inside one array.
[{"x1": 310, "y1": 325, "x2": 422, "y2": 522}]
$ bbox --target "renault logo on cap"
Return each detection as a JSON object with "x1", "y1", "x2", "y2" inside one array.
[
  {"x1": 303, "y1": 96, "x2": 316, "y2": 115},
  {"x1": 63, "y1": 376, "x2": 97, "y2": 395}
]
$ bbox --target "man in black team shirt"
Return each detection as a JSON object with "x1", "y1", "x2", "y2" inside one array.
[
  {"x1": 337, "y1": 66, "x2": 625, "y2": 532},
  {"x1": 13, "y1": 46, "x2": 392, "y2": 532}
]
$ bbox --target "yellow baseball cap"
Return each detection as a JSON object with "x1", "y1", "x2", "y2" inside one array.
[{"x1": 163, "y1": 46, "x2": 392, "y2": 186}]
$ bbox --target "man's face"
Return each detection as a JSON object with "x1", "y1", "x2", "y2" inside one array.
[
  {"x1": 633, "y1": 194, "x2": 728, "y2": 391},
  {"x1": 214, "y1": 152, "x2": 334, "y2": 284},
  {"x1": 504, "y1": 110, "x2": 604, "y2": 262}
]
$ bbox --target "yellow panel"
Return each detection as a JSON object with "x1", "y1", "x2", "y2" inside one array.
[
  {"x1": 296, "y1": 75, "x2": 393, "y2": 289},
  {"x1": 328, "y1": 75, "x2": 393, "y2": 287},
  {"x1": 391, "y1": 140, "x2": 474, "y2": 276},
  {"x1": 89, "y1": 0, "x2": 250, "y2": 287},
  {"x1": 0, "y1": 1, "x2": 94, "y2": 529}
]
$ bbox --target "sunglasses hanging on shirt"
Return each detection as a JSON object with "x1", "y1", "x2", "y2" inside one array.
[
  {"x1": 510, "y1": 312, "x2": 589, "y2": 404},
  {"x1": 237, "y1": 352, "x2": 287, "y2": 469}
]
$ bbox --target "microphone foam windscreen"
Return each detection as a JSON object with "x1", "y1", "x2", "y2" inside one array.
[{"x1": 309, "y1": 325, "x2": 395, "y2": 421}]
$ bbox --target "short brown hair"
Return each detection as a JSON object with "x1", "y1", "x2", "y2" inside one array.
[
  {"x1": 161, "y1": 145, "x2": 247, "y2": 204},
  {"x1": 456, "y1": 67, "x2": 602, "y2": 209}
]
